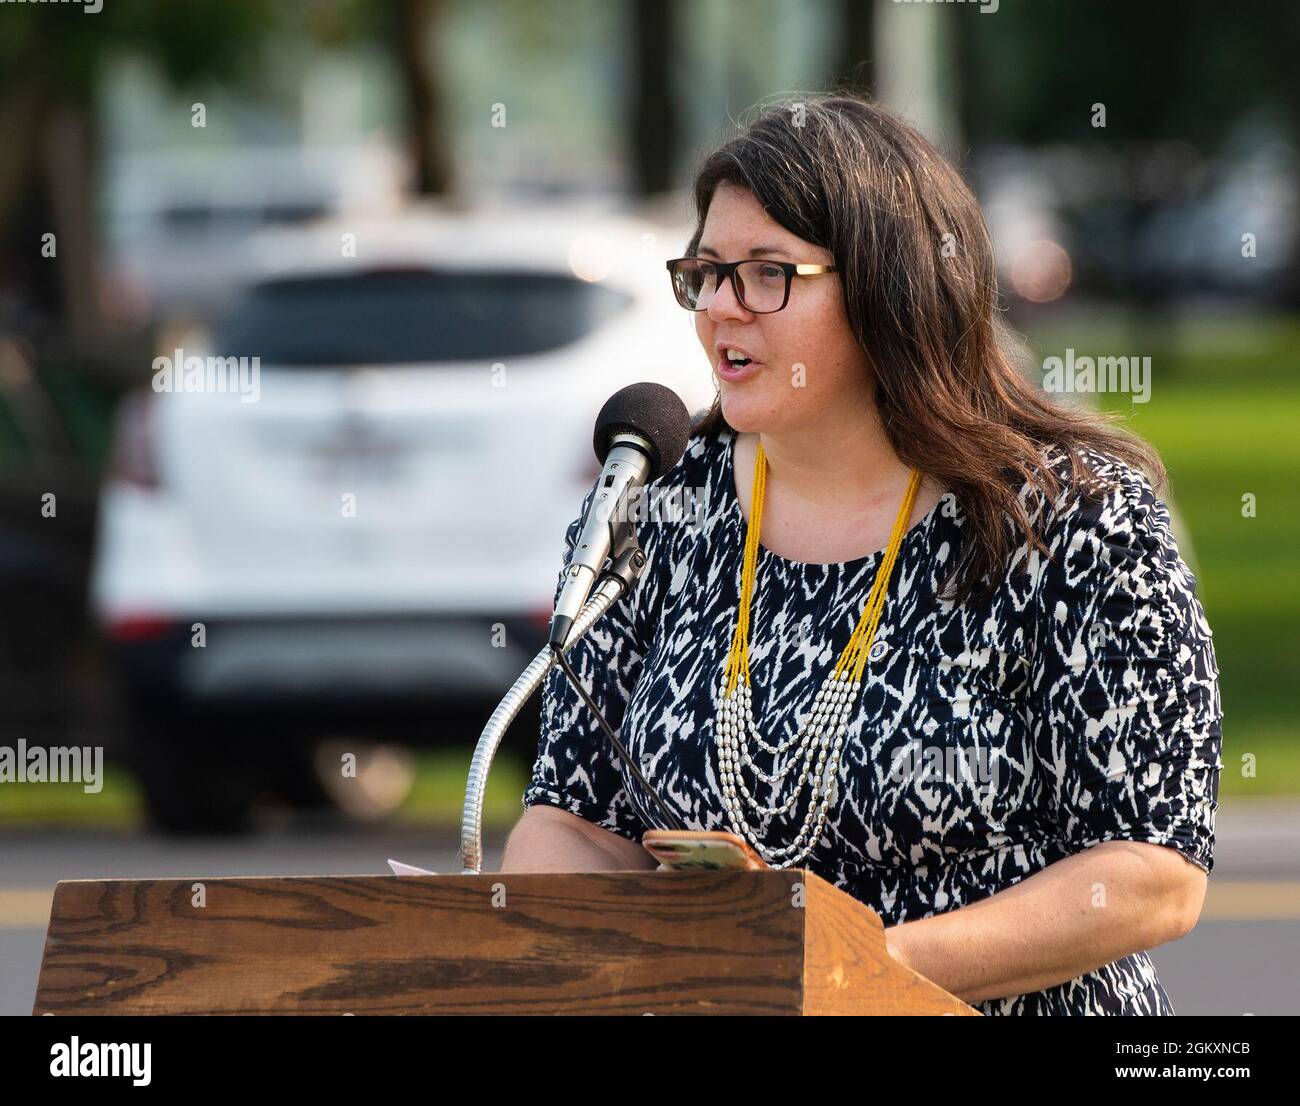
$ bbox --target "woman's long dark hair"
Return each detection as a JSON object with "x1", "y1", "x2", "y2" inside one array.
[{"x1": 686, "y1": 92, "x2": 1165, "y2": 602}]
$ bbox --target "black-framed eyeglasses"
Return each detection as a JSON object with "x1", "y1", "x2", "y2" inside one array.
[{"x1": 665, "y1": 256, "x2": 839, "y2": 314}]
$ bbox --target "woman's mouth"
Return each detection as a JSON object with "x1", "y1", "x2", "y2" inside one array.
[{"x1": 716, "y1": 352, "x2": 762, "y2": 381}]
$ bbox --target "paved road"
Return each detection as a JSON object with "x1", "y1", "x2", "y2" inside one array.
[{"x1": 2, "y1": 801, "x2": 1297, "y2": 1015}]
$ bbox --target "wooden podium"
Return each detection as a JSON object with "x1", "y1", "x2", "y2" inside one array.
[{"x1": 32, "y1": 868, "x2": 977, "y2": 1015}]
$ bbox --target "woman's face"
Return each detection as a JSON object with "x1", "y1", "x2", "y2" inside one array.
[{"x1": 692, "y1": 181, "x2": 873, "y2": 435}]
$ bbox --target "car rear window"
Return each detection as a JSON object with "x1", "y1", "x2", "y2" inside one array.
[{"x1": 215, "y1": 269, "x2": 631, "y2": 365}]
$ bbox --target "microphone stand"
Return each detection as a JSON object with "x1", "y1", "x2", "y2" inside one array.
[{"x1": 461, "y1": 544, "x2": 683, "y2": 873}]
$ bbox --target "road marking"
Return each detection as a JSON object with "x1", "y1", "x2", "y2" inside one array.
[
  {"x1": 1201, "y1": 881, "x2": 1300, "y2": 921},
  {"x1": 1, "y1": 881, "x2": 1298, "y2": 927},
  {"x1": 0, "y1": 890, "x2": 53, "y2": 928}
]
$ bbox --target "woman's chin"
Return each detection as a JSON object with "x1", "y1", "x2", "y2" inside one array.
[
  {"x1": 722, "y1": 392, "x2": 769, "y2": 431},
  {"x1": 718, "y1": 387, "x2": 781, "y2": 434}
]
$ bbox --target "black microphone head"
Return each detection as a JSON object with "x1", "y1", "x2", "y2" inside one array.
[{"x1": 592, "y1": 382, "x2": 691, "y2": 481}]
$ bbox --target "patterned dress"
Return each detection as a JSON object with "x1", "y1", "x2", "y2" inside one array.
[{"x1": 523, "y1": 425, "x2": 1223, "y2": 1015}]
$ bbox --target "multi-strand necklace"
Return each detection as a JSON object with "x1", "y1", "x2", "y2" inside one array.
[{"x1": 714, "y1": 439, "x2": 921, "y2": 868}]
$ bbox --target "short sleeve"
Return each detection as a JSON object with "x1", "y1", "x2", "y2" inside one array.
[
  {"x1": 1028, "y1": 457, "x2": 1223, "y2": 873},
  {"x1": 521, "y1": 484, "x2": 654, "y2": 842}
]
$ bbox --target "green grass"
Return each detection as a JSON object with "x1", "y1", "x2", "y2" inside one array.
[
  {"x1": 1021, "y1": 308, "x2": 1300, "y2": 796},
  {"x1": 0, "y1": 763, "x2": 142, "y2": 827},
  {"x1": 396, "y1": 749, "x2": 529, "y2": 827},
  {"x1": 0, "y1": 750, "x2": 530, "y2": 829}
]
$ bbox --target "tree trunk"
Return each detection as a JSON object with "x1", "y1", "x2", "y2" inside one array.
[
  {"x1": 630, "y1": 0, "x2": 678, "y2": 196},
  {"x1": 395, "y1": 0, "x2": 452, "y2": 196},
  {"x1": 42, "y1": 100, "x2": 103, "y2": 340},
  {"x1": 835, "y1": 0, "x2": 875, "y2": 94}
]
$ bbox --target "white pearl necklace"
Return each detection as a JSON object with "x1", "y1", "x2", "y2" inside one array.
[
  {"x1": 712, "y1": 439, "x2": 921, "y2": 869},
  {"x1": 715, "y1": 670, "x2": 860, "y2": 868}
]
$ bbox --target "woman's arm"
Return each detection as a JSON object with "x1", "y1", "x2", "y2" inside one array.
[
  {"x1": 884, "y1": 840, "x2": 1208, "y2": 1005},
  {"x1": 906, "y1": 457, "x2": 1220, "y2": 1007},
  {"x1": 499, "y1": 804, "x2": 659, "y2": 873}
]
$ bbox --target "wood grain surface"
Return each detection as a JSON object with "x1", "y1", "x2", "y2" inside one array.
[{"x1": 33, "y1": 869, "x2": 976, "y2": 1015}]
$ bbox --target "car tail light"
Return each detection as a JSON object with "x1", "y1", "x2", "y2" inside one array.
[
  {"x1": 103, "y1": 614, "x2": 174, "y2": 642},
  {"x1": 106, "y1": 390, "x2": 161, "y2": 489}
]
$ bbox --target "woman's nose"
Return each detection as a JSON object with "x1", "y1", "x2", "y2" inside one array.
[{"x1": 706, "y1": 273, "x2": 752, "y2": 322}]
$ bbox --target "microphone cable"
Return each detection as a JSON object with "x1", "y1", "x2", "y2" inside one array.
[{"x1": 549, "y1": 641, "x2": 685, "y2": 832}]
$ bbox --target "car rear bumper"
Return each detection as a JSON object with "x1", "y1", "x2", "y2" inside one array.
[{"x1": 108, "y1": 613, "x2": 550, "y2": 706}]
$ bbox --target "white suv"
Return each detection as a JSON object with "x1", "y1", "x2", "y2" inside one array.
[{"x1": 91, "y1": 204, "x2": 713, "y2": 832}]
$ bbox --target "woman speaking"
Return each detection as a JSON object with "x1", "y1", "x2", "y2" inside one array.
[{"x1": 501, "y1": 93, "x2": 1222, "y2": 1016}]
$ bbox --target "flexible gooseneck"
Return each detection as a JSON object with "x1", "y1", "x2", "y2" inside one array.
[{"x1": 459, "y1": 548, "x2": 646, "y2": 874}]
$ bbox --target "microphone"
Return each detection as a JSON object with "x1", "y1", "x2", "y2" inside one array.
[{"x1": 548, "y1": 382, "x2": 691, "y2": 649}]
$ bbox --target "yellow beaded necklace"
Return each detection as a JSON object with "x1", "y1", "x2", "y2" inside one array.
[
  {"x1": 722, "y1": 440, "x2": 923, "y2": 696},
  {"x1": 714, "y1": 437, "x2": 924, "y2": 867}
]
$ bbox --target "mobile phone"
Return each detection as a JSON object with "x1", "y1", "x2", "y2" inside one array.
[{"x1": 641, "y1": 829, "x2": 768, "y2": 870}]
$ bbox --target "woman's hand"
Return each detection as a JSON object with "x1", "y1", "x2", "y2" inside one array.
[
  {"x1": 499, "y1": 804, "x2": 659, "y2": 873},
  {"x1": 884, "y1": 929, "x2": 914, "y2": 972}
]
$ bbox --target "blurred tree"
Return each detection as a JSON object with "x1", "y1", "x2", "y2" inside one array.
[
  {"x1": 631, "y1": 0, "x2": 679, "y2": 196},
  {"x1": 295, "y1": 0, "x2": 452, "y2": 194},
  {"x1": 387, "y1": 0, "x2": 452, "y2": 196},
  {"x1": 0, "y1": 1, "x2": 284, "y2": 337},
  {"x1": 956, "y1": 0, "x2": 1300, "y2": 304},
  {"x1": 833, "y1": 0, "x2": 875, "y2": 96},
  {"x1": 0, "y1": 0, "x2": 465, "y2": 336}
]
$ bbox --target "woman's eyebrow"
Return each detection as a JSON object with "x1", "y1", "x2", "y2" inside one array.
[{"x1": 696, "y1": 244, "x2": 793, "y2": 258}]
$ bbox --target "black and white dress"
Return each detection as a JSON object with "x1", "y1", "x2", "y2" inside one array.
[{"x1": 523, "y1": 425, "x2": 1222, "y2": 1015}]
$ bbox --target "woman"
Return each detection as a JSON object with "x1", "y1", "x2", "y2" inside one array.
[{"x1": 502, "y1": 94, "x2": 1222, "y2": 1015}]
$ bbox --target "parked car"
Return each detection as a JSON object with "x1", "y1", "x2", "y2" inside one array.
[
  {"x1": 101, "y1": 143, "x2": 405, "y2": 327},
  {"x1": 90, "y1": 204, "x2": 713, "y2": 832}
]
